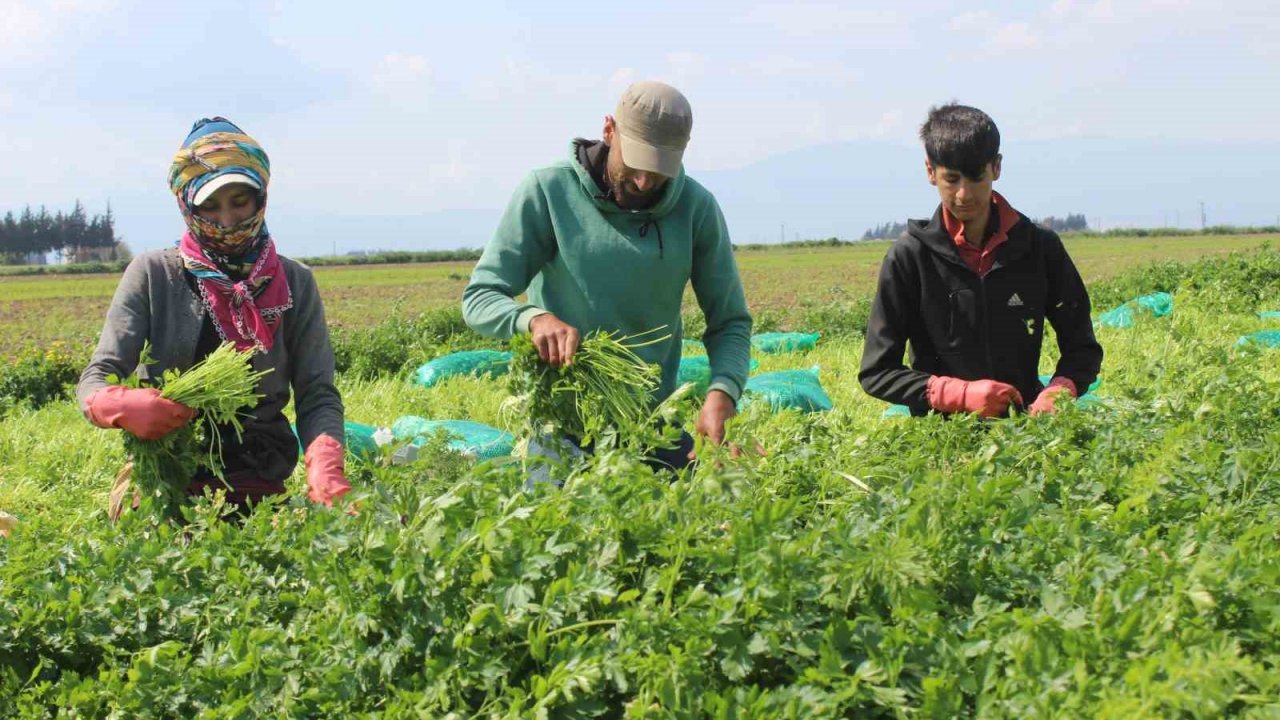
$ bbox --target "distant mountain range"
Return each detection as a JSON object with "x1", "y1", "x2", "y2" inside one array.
[
  {"x1": 695, "y1": 137, "x2": 1279, "y2": 244},
  {"x1": 119, "y1": 137, "x2": 1278, "y2": 256}
]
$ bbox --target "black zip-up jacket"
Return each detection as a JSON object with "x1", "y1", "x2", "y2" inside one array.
[{"x1": 859, "y1": 205, "x2": 1103, "y2": 415}]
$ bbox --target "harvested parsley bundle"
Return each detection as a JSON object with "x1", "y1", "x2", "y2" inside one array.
[
  {"x1": 114, "y1": 342, "x2": 270, "y2": 521},
  {"x1": 505, "y1": 327, "x2": 690, "y2": 452}
]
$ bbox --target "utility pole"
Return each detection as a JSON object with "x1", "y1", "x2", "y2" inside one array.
[
  {"x1": 780, "y1": 224, "x2": 785, "y2": 244},
  {"x1": 1200, "y1": 201, "x2": 1206, "y2": 230}
]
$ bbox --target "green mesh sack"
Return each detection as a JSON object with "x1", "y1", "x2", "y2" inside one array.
[
  {"x1": 1096, "y1": 292, "x2": 1174, "y2": 329},
  {"x1": 882, "y1": 404, "x2": 912, "y2": 418},
  {"x1": 344, "y1": 421, "x2": 381, "y2": 458},
  {"x1": 1075, "y1": 393, "x2": 1103, "y2": 409},
  {"x1": 750, "y1": 332, "x2": 820, "y2": 354},
  {"x1": 1236, "y1": 330, "x2": 1280, "y2": 349},
  {"x1": 412, "y1": 350, "x2": 512, "y2": 388},
  {"x1": 677, "y1": 356, "x2": 759, "y2": 394},
  {"x1": 1137, "y1": 292, "x2": 1174, "y2": 317},
  {"x1": 292, "y1": 420, "x2": 384, "y2": 459},
  {"x1": 741, "y1": 367, "x2": 833, "y2": 413},
  {"x1": 391, "y1": 416, "x2": 514, "y2": 461},
  {"x1": 681, "y1": 338, "x2": 706, "y2": 355}
]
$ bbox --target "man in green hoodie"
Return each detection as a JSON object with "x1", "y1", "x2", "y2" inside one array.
[{"x1": 462, "y1": 80, "x2": 753, "y2": 471}]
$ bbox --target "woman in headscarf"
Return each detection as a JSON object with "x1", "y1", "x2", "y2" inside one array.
[{"x1": 77, "y1": 117, "x2": 349, "y2": 514}]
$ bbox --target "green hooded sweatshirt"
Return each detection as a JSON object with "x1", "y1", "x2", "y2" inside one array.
[{"x1": 462, "y1": 141, "x2": 753, "y2": 402}]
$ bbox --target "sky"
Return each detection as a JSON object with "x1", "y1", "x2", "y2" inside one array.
[{"x1": 1, "y1": 0, "x2": 1277, "y2": 255}]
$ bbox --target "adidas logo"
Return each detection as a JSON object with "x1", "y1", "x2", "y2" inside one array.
[{"x1": 1008, "y1": 293, "x2": 1025, "y2": 307}]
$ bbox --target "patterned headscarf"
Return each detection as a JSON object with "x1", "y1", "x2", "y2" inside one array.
[
  {"x1": 169, "y1": 118, "x2": 291, "y2": 353},
  {"x1": 169, "y1": 118, "x2": 272, "y2": 256}
]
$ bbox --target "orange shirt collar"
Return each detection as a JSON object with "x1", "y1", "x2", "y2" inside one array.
[
  {"x1": 942, "y1": 191, "x2": 1019, "y2": 249},
  {"x1": 941, "y1": 192, "x2": 1021, "y2": 276}
]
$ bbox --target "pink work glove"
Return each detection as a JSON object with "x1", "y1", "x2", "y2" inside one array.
[
  {"x1": 1028, "y1": 377, "x2": 1078, "y2": 416},
  {"x1": 927, "y1": 376, "x2": 1024, "y2": 418},
  {"x1": 304, "y1": 434, "x2": 351, "y2": 507},
  {"x1": 83, "y1": 386, "x2": 196, "y2": 441}
]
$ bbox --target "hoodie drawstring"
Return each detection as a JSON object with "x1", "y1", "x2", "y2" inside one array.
[{"x1": 639, "y1": 218, "x2": 664, "y2": 259}]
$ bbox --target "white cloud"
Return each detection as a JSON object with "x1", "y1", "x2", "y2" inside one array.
[
  {"x1": 0, "y1": 1, "x2": 73, "y2": 64},
  {"x1": 1082, "y1": 0, "x2": 1116, "y2": 20},
  {"x1": 0, "y1": 0, "x2": 113, "y2": 68},
  {"x1": 994, "y1": 22, "x2": 1042, "y2": 50},
  {"x1": 0, "y1": 0, "x2": 113, "y2": 42},
  {"x1": 737, "y1": 2, "x2": 910, "y2": 49},
  {"x1": 0, "y1": 2, "x2": 43, "y2": 46},
  {"x1": 833, "y1": 108, "x2": 907, "y2": 142},
  {"x1": 949, "y1": 10, "x2": 994, "y2": 32},
  {"x1": 744, "y1": 54, "x2": 816, "y2": 78},
  {"x1": 665, "y1": 51, "x2": 707, "y2": 84},
  {"x1": 604, "y1": 66, "x2": 634, "y2": 99},
  {"x1": 949, "y1": 12, "x2": 1041, "y2": 52},
  {"x1": 372, "y1": 52, "x2": 431, "y2": 89}
]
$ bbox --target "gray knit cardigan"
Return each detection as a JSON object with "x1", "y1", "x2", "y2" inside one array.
[{"x1": 76, "y1": 248, "x2": 344, "y2": 451}]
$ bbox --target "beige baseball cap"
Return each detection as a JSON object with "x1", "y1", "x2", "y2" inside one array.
[{"x1": 614, "y1": 81, "x2": 692, "y2": 178}]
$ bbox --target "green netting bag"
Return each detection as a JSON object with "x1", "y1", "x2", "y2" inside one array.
[
  {"x1": 681, "y1": 339, "x2": 706, "y2": 355},
  {"x1": 741, "y1": 367, "x2": 833, "y2": 413},
  {"x1": 293, "y1": 420, "x2": 385, "y2": 459},
  {"x1": 1236, "y1": 330, "x2": 1280, "y2": 349},
  {"x1": 391, "y1": 416, "x2": 515, "y2": 461},
  {"x1": 677, "y1": 356, "x2": 759, "y2": 394},
  {"x1": 343, "y1": 421, "x2": 382, "y2": 458},
  {"x1": 750, "y1": 332, "x2": 821, "y2": 354},
  {"x1": 1075, "y1": 393, "x2": 1103, "y2": 408},
  {"x1": 1096, "y1": 292, "x2": 1173, "y2": 329},
  {"x1": 412, "y1": 350, "x2": 512, "y2": 388},
  {"x1": 882, "y1": 404, "x2": 912, "y2": 418}
]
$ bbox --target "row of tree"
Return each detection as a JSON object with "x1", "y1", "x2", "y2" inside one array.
[
  {"x1": 1034, "y1": 213, "x2": 1089, "y2": 232},
  {"x1": 861, "y1": 212, "x2": 1090, "y2": 240},
  {"x1": 0, "y1": 202, "x2": 122, "y2": 264},
  {"x1": 861, "y1": 221, "x2": 909, "y2": 240}
]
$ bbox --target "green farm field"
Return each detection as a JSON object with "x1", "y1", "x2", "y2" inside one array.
[
  {"x1": 2, "y1": 241, "x2": 1280, "y2": 715},
  {"x1": 0, "y1": 234, "x2": 1272, "y2": 356}
]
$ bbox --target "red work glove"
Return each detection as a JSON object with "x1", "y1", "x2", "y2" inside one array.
[
  {"x1": 83, "y1": 386, "x2": 195, "y2": 441},
  {"x1": 1028, "y1": 377, "x2": 1078, "y2": 416},
  {"x1": 927, "y1": 376, "x2": 1024, "y2": 418},
  {"x1": 304, "y1": 434, "x2": 350, "y2": 507}
]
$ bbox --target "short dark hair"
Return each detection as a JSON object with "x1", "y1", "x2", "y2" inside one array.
[{"x1": 919, "y1": 103, "x2": 1000, "y2": 180}]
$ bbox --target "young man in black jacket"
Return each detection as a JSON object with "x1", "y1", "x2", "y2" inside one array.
[{"x1": 859, "y1": 104, "x2": 1103, "y2": 417}]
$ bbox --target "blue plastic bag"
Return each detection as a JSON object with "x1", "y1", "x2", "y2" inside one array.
[
  {"x1": 391, "y1": 416, "x2": 515, "y2": 460},
  {"x1": 1259, "y1": 311, "x2": 1280, "y2": 320},
  {"x1": 741, "y1": 367, "x2": 833, "y2": 413},
  {"x1": 413, "y1": 350, "x2": 512, "y2": 388},
  {"x1": 751, "y1": 332, "x2": 820, "y2": 354}
]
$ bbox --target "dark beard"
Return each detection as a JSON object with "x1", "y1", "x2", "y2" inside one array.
[{"x1": 606, "y1": 173, "x2": 662, "y2": 210}]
